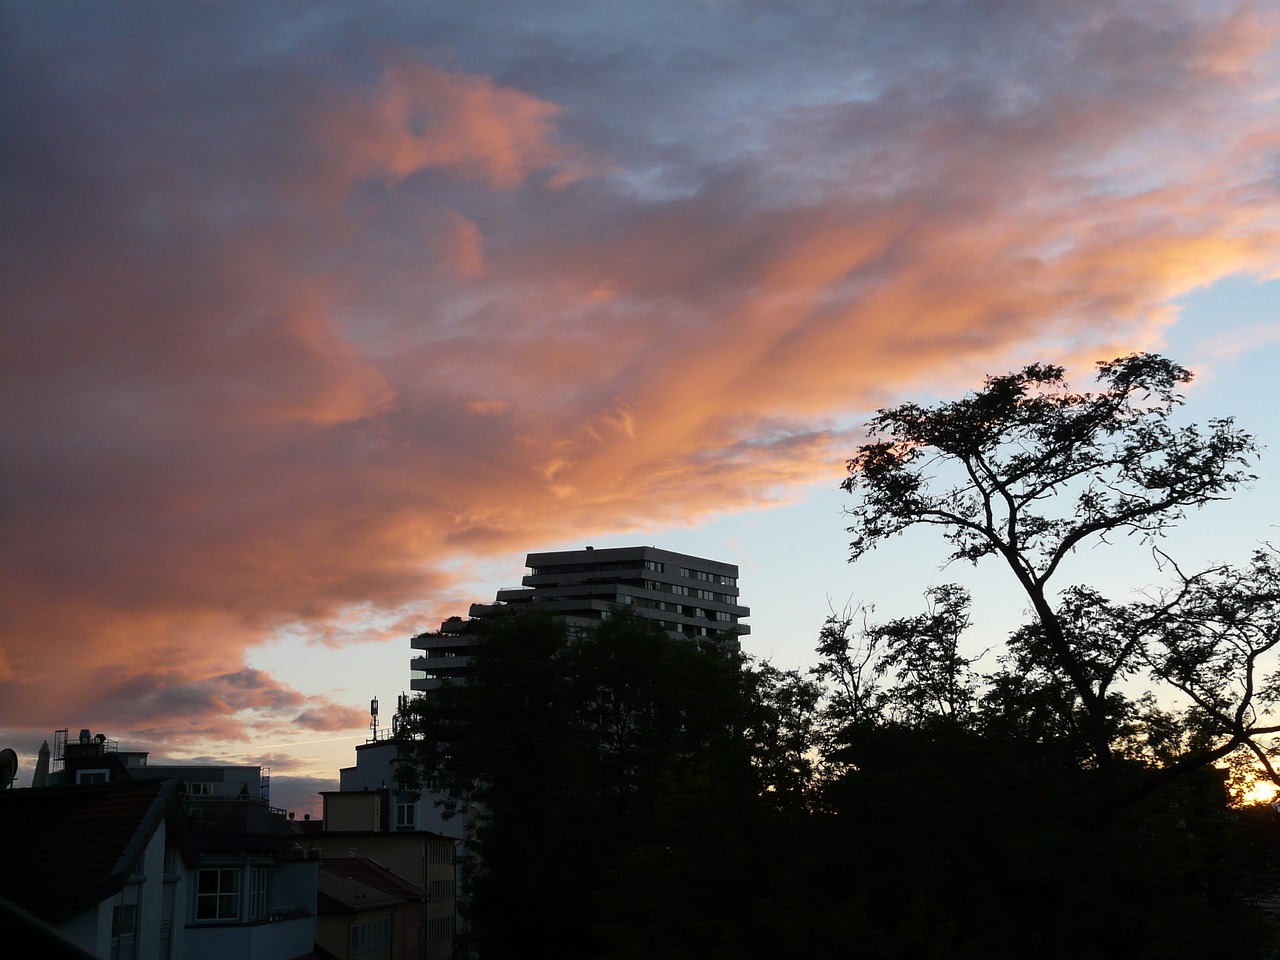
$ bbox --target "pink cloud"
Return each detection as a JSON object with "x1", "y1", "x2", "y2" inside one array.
[
  {"x1": 2, "y1": 1, "x2": 1278, "y2": 766},
  {"x1": 318, "y1": 56, "x2": 593, "y2": 190},
  {"x1": 293, "y1": 699, "x2": 376, "y2": 733}
]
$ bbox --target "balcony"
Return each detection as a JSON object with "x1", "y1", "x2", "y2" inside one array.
[
  {"x1": 411, "y1": 654, "x2": 470, "y2": 672},
  {"x1": 412, "y1": 633, "x2": 474, "y2": 653},
  {"x1": 187, "y1": 911, "x2": 314, "y2": 958},
  {"x1": 183, "y1": 796, "x2": 288, "y2": 838}
]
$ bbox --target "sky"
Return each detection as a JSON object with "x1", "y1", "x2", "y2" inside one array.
[{"x1": 3, "y1": 0, "x2": 1280, "y2": 816}]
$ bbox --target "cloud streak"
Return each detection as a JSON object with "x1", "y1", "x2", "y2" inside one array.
[{"x1": 2, "y1": 1, "x2": 1278, "y2": 760}]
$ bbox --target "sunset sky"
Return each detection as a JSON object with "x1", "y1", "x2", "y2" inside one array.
[{"x1": 4, "y1": 1, "x2": 1280, "y2": 815}]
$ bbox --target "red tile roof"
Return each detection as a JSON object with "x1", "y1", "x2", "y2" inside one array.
[{"x1": 317, "y1": 856, "x2": 426, "y2": 913}]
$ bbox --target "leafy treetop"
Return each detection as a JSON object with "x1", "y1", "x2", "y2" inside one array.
[{"x1": 844, "y1": 353, "x2": 1257, "y2": 584}]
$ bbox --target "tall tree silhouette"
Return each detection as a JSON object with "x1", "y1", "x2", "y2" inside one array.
[{"x1": 842, "y1": 353, "x2": 1276, "y2": 820}]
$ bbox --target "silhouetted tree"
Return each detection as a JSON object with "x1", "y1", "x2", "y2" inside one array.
[
  {"x1": 395, "y1": 606, "x2": 820, "y2": 960},
  {"x1": 812, "y1": 588, "x2": 1278, "y2": 959},
  {"x1": 818, "y1": 353, "x2": 1280, "y2": 958},
  {"x1": 842, "y1": 353, "x2": 1277, "y2": 820}
]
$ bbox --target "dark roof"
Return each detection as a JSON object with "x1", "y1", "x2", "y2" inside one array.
[
  {"x1": 317, "y1": 858, "x2": 425, "y2": 915},
  {"x1": 317, "y1": 873, "x2": 403, "y2": 914},
  {"x1": 320, "y1": 857, "x2": 427, "y2": 900},
  {"x1": 0, "y1": 780, "x2": 194, "y2": 920}
]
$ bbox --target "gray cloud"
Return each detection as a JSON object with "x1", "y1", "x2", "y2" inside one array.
[{"x1": 2, "y1": 0, "x2": 1277, "y2": 756}]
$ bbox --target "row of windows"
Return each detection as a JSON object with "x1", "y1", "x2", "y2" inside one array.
[
  {"x1": 415, "y1": 670, "x2": 463, "y2": 681},
  {"x1": 529, "y1": 560, "x2": 735, "y2": 587},
  {"x1": 679, "y1": 567, "x2": 737, "y2": 586},
  {"x1": 428, "y1": 840, "x2": 454, "y2": 864},
  {"x1": 622, "y1": 595, "x2": 738, "y2": 622},
  {"x1": 529, "y1": 559, "x2": 641, "y2": 576},
  {"x1": 183, "y1": 779, "x2": 264, "y2": 799},
  {"x1": 428, "y1": 878, "x2": 455, "y2": 901},
  {"x1": 685, "y1": 606, "x2": 735, "y2": 621},
  {"x1": 656, "y1": 622, "x2": 724, "y2": 638},
  {"x1": 642, "y1": 581, "x2": 736, "y2": 603}
]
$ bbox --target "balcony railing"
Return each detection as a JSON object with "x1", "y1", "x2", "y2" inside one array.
[{"x1": 183, "y1": 796, "x2": 288, "y2": 836}]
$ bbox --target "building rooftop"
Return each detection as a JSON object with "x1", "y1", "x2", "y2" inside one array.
[
  {"x1": 317, "y1": 857, "x2": 426, "y2": 914},
  {"x1": 412, "y1": 545, "x2": 750, "y2": 692},
  {"x1": 0, "y1": 779, "x2": 194, "y2": 920}
]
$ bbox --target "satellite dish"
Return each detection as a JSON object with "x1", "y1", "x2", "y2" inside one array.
[{"x1": 0, "y1": 748, "x2": 18, "y2": 789}]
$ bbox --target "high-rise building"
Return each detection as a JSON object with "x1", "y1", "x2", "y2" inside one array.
[{"x1": 410, "y1": 545, "x2": 750, "y2": 692}]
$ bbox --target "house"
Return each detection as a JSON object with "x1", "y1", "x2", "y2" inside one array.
[
  {"x1": 179, "y1": 785, "x2": 317, "y2": 960},
  {"x1": 0, "y1": 778, "x2": 197, "y2": 959},
  {"x1": 299, "y1": 789, "x2": 457, "y2": 960},
  {"x1": 335, "y1": 721, "x2": 465, "y2": 839},
  {"x1": 15, "y1": 726, "x2": 318, "y2": 960},
  {"x1": 316, "y1": 858, "x2": 427, "y2": 960}
]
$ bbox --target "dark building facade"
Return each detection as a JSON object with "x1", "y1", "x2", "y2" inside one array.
[{"x1": 410, "y1": 545, "x2": 749, "y2": 692}]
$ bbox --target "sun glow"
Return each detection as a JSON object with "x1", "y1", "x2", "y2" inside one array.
[{"x1": 1241, "y1": 779, "x2": 1280, "y2": 806}]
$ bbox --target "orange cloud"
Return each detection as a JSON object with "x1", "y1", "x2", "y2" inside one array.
[
  {"x1": 3, "y1": 1, "x2": 1279, "y2": 777},
  {"x1": 319, "y1": 57, "x2": 592, "y2": 190}
]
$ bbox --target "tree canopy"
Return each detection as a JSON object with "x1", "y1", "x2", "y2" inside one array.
[
  {"x1": 820, "y1": 353, "x2": 1280, "y2": 958},
  {"x1": 842, "y1": 353, "x2": 1277, "y2": 819},
  {"x1": 394, "y1": 606, "x2": 818, "y2": 960}
]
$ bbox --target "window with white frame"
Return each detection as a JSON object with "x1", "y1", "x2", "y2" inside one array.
[
  {"x1": 195, "y1": 868, "x2": 240, "y2": 921},
  {"x1": 397, "y1": 801, "x2": 417, "y2": 829},
  {"x1": 247, "y1": 866, "x2": 270, "y2": 921}
]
